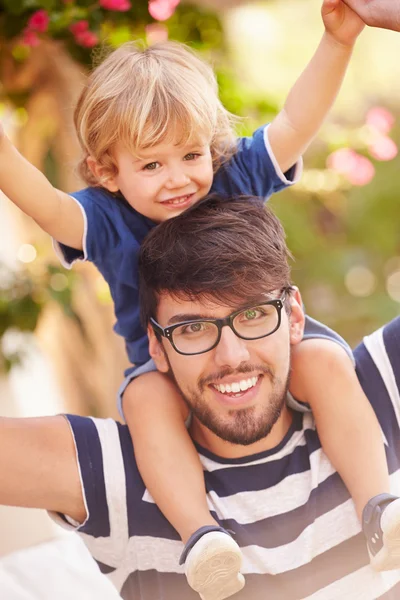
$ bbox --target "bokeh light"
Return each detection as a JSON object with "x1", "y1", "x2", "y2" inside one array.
[
  {"x1": 345, "y1": 266, "x2": 376, "y2": 297},
  {"x1": 17, "y1": 244, "x2": 37, "y2": 263}
]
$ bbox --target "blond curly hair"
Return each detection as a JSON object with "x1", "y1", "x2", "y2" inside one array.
[{"x1": 74, "y1": 40, "x2": 238, "y2": 186}]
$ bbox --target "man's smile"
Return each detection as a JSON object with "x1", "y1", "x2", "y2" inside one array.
[{"x1": 209, "y1": 375, "x2": 263, "y2": 408}]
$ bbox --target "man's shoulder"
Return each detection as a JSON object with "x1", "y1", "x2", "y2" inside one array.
[{"x1": 355, "y1": 317, "x2": 400, "y2": 440}]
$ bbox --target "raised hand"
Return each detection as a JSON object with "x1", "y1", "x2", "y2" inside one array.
[
  {"x1": 322, "y1": 0, "x2": 365, "y2": 46},
  {"x1": 342, "y1": 0, "x2": 400, "y2": 32}
]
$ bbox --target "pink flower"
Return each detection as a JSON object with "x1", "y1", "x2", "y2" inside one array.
[
  {"x1": 347, "y1": 155, "x2": 375, "y2": 186},
  {"x1": 27, "y1": 9, "x2": 49, "y2": 33},
  {"x1": 327, "y1": 148, "x2": 375, "y2": 186},
  {"x1": 22, "y1": 29, "x2": 40, "y2": 47},
  {"x1": 99, "y1": 0, "x2": 131, "y2": 11},
  {"x1": 149, "y1": 0, "x2": 178, "y2": 21},
  {"x1": 368, "y1": 135, "x2": 398, "y2": 161},
  {"x1": 75, "y1": 30, "x2": 99, "y2": 48},
  {"x1": 327, "y1": 148, "x2": 358, "y2": 174},
  {"x1": 366, "y1": 106, "x2": 395, "y2": 135},
  {"x1": 69, "y1": 20, "x2": 89, "y2": 36}
]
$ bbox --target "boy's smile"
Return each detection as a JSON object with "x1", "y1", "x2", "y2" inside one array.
[{"x1": 102, "y1": 138, "x2": 214, "y2": 223}]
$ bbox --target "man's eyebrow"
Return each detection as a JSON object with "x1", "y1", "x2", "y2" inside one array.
[
  {"x1": 167, "y1": 314, "x2": 209, "y2": 326},
  {"x1": 166, "y1": 297, "x2": 277, "y2": 326}
]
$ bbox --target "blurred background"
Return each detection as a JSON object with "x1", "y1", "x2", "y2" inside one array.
[{"x1": 0, "y1": 0, "x2": 400, "y2": 595}]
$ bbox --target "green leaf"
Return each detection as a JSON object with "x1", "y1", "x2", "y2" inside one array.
[{"x1": 2, "y1": 0, "x2": 31, "y2": 16}]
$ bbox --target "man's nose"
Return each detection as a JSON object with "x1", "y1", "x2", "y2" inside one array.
[
  {"x1": 165, "y1": 166, "x2": 190, "y2": 189},
  {"x1": 214, "y1": 326, "x2": 250, "y2": 369}
]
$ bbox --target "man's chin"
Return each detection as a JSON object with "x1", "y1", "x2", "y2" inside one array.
[{"x1": 192, "y1": 397, "x2": 287, "y2": 446}]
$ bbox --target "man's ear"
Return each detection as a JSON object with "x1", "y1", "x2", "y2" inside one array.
[
  {"x1": 288, "y1": 287, "x2": 305, "y2": 346},
  {"x1": 86, "y1": 157, "x2": 119, "y2": 192},
  {"x1": 148, "y1": 325, "x2": 169, "y2": 373}
]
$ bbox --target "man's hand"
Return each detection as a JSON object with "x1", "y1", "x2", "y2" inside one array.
[
  {"x1": 343, "y1": 0, "x2": 400, "y2": 32},
  {"x1": 322, "y1": 0, "x2": 365, "y2": 47}
]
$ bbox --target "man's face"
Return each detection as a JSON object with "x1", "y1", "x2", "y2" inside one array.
[{"x1": 149, "y1": 290, "x2": 305, "y2": 453}]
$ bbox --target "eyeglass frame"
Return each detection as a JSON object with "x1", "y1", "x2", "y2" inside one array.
[{"x1": 150, "y1": 288, "x2": 291, "y2": 356}]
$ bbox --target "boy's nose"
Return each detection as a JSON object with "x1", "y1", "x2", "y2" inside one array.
[{"x1": 165, "y1": 168, "x2": 191, "y2": 189}]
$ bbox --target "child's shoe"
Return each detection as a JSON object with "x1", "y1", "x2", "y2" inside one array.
[
  {"x1": 180, "y1": 526, "x2": 245, "y2": 600},
  {"x1": 362, "y1": 493, "x2": 400, "y2": 570}
]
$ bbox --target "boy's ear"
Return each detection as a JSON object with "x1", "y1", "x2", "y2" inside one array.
[
  {"x1": 288, "y1": 287, "x2": 305, "y2": 346},
  {"x1": 148, "y1": 325, "x2": 169, "y2": 373},
  {"x1": 86, "y1": 156, "x2": 119, "y2": 192}
]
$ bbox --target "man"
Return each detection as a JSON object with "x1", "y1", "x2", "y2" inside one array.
[
  {"x1": 343, "y1": 0, "x2": 400, "y2": 32},
  {"x1": 1, "y1": 195, "x2": 400, "y2": 599}
]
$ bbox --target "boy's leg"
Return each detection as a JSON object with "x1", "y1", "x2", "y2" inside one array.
[
  {"x1": 290, "y1": 314, "x2": 400, "y2": 571},
  {"x1": 122, "y1": 369, "x2": 245, "y2": 599},
  {"x1": 290, "y1": 337, "x2": 390, "y2": 521},
  {"x1": 123, "y1": 370, "x2": 216, "y2": 542}
]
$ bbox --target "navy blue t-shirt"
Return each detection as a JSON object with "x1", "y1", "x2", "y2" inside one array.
[{"x1": 54, "y1": 126, "x2": 301, "y2": 367}]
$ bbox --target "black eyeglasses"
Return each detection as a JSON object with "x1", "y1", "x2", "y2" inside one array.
[{"x1": 150, "y1": 289, "x2": 289, "y2": 356}]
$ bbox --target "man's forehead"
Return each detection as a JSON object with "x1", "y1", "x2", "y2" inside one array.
[{"x1": 155, "y1": 290, "x2": 279, "y2": 325}]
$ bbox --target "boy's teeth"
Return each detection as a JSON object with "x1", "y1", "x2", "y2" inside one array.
[
  {"x1": 214, "y1": 376, "x2": 258, "y2": 394},
  {"x1": 167, "y1": 195, "x2": 190, "y2": 205}
]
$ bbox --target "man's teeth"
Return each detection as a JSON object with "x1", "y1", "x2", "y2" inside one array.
[{"x1": 214, "y1": 377, "x2": 258, "y2": 394}]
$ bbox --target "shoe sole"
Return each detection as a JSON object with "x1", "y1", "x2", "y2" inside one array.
[
  {"x1": 186, "y1": 534, "x2": 245, "y2": 600},
  {"x1": 371, "y1": 502, "x2": 400, "y2": 571}
]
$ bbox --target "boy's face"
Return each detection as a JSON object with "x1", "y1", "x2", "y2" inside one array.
[{"x1": 102, "y1": 137, "x2": 214, "y2": 222}]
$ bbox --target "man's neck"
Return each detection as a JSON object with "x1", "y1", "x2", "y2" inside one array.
[{"x1": 190, "y1": 406, "x2": 294, "y2": 459}]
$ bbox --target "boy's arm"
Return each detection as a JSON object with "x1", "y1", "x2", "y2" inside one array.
[
  {"x1": 0, "y1": 415, "x2": 86, "y2": 523},
  {"x1": 268, "y1": 0, "x2": 365, "y2": 174},
  {"x1": 0, "y1": 130, "x2": 84, "y2": 250}
]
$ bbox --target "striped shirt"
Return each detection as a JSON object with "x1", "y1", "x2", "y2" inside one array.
[{"x1": 54, "y1": 317, "x2": 400, "y2": 599}]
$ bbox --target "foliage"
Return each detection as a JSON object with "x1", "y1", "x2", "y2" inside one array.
[
  {"x1": 0, "y1": 261, "x2": 79, "y2": 372},
  {"x1": 0, "y1": 0, "x2": 224, "y2": 65}
]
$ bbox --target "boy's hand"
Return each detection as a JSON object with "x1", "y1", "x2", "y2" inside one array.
[
  {"x1": 322, "y1": 0, "x2": 365, "y2": 47},
  {"x1": 343, "y1": 0, "x2": 400, "y2": 32}
]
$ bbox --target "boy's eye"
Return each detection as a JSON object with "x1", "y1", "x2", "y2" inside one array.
[
  {"x1": 183, "y1": 153, "x2": 200, "y2": 161},
  {"x1": 143, "y1": 161, "x2": 160, "y2": 171}
]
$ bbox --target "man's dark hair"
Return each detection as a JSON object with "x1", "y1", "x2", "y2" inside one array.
[{"x1": 139, "y1": 195, "x2": 292, "y2": 327}]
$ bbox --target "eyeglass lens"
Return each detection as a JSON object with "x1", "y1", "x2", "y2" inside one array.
[{"x1": 171, "y1": 303, "x2": 279, "y2": 354}]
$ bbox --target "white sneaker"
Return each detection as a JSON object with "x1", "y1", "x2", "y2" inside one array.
[
  {"x1": 363, "y1": 494, "x2": 400, "y2": 571},
  {"x1": 185, "y1": 531, "x2": 245, "y2": 600},
  {"x1": 372, "y1": 497, "x2": 400, "y2": 570}
]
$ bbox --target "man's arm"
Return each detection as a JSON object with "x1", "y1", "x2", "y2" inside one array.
[
  {"x1": 0, "y1": 415, "x2": 86, "y2": 524},
  {"x1": 268, "y1": 0, "x2": 365, "y2": 173},
  {"x1": 343, "y1": 0, "x2": 400, "y2": 32}
]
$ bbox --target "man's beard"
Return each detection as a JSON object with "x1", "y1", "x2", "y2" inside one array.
[{"x1": 169, "y1": 361, "x2": 290, "y2": 446}]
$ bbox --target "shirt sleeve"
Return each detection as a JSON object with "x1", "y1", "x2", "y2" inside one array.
[
  {"x1": 212, "y1": 124, "x2": 303, "y2": 200},
  {"x1": 52, "y1": 188, "x2": 123, "y2": 270},
  {"x1": 48, "y1": 415, "x2": 112, "y2": 538},
  {"x1": 303, "y1": 315, "x2": 355, "y2": 366}
]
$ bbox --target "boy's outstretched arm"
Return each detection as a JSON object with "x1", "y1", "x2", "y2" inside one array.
[
  {"x1": 343, "y1": 0, "x2": 400, "y2": 32},
  {"x1": 0, "y1": 126, "x2": 84, "y2": 249},
  {"x1": 268, "y1": 0, "x2": 365, "y2": 174}
]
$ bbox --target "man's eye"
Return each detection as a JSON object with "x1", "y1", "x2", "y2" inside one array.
[
  {"x1": 143, "y1": 162, "x2": 160, "y2": 171},
  {"x1": 179, "y1": 322, "x2": 208, "y2": 335},
  {"x1": 243, "y1": 309, "x2": 259, "y2": 320},
  {"x1": 242, "y1": 308, "x2": 269, "y2": 321}
]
